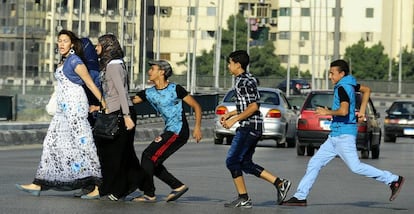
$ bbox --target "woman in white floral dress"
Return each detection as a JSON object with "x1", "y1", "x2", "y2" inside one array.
[{"x1": 15, "y1": 30, "x2": 104, "y2": 196}]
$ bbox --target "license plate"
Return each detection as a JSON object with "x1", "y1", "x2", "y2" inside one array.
[
  {"x1": 320, "y1": 120, "x2": 331, "y2": 130},
  {"x1": 403, "y1": 128, "x2": 414, "y2": 135}
]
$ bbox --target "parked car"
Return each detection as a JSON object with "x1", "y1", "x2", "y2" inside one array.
[
  {"x1": 296, "y1": 90, "x2": 382, "y2": 159},
  {"x1": 214, "y1": 87, "x2": 299, "y2": 147},
  {"x1": 384, "y1": 100, "x2": 414, "y2": 143},
  {"x1": 277, "y1": 79, "x2": 311, "y2": 95}
]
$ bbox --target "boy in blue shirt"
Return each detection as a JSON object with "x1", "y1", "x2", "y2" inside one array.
[{"x1": 283, "y1": 59, "x2": 404, "y2": 206}]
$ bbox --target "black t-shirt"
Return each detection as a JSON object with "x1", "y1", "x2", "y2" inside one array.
[{"x1": 338, "y1": 83, "x2": 361, "y2": 104}]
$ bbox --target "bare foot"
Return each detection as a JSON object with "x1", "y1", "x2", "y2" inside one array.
[{"x1": 21, "y1": 184, "x2": 41, "y2": 191}]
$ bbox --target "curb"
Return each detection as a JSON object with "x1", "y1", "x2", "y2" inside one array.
[
  {"x1": 0, "y1": 127, "x2": 215, "y2": 147},
  {"x1": 0, "y1": 115, "x2": 216, "y2": 147}
]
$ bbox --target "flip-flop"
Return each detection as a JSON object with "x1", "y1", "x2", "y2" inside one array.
[
  {"x1": 132, "y1": 195, "x2": 157, "y2": 203},
  {"x1": 166, "y1": 186, "x2": 189, "y2": 202}
]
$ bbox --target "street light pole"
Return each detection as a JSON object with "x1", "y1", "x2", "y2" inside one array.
[
  {"x1": 141, "y1": 0, "x2": 147, "y2": 89},
  {"x1": 214, "y1": 0, "x2": 224, "y2": 91},
  {"x1": 187, "y1": 0, "x2": 192, "y2": 90},
  {"x1": 286, "y1": 0, "x2": 292, "y2": 97},
  {"x1": 22, "y1": 0, "x2": 27, "y2": 95},
  {"x1": 156, "y1": 0, "x2": 160, "y2": 59},
  {"x1": 398, "y1": 0, "x2": 402, "y2": 94},
  {"x1": 190, "y1": 0, "x2": 199, "y2": 95},
  {"x1": 78, "y1": 0, "x2": 82, "y2": 36}
]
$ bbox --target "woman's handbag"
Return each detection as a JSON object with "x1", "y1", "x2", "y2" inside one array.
[
  {"x1": 93, "y1": 111, "x2": 121, "y2": 140},
  {"x1": 45, "y1": 90, "x2": 57, "y2": 116}
]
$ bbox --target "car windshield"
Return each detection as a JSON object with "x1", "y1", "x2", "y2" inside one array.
[
  {"x1": 223, "y1": 90, "x2": 280, "y2": 105},
  {"x1": 304, "y1": 93, "x2": 362, "y2": 110},
  {"x1": 388, "y1": 102, "x2": 414, "y2": 115},
  {"x1": 294, "y1": 79, "x2": 308, "y2": 85}
]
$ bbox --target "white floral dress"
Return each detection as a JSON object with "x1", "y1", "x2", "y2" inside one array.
[{"x1": 33, "y1": 63, "x2": 102, "y2": 190}]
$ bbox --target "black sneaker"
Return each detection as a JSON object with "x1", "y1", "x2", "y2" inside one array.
[
  {"x1": 389, "y1": 176, "x2": 405, "y2": 201},
  {"x1": 276, "y1": 178, "x2": 291, "y2": 205},
  {"x1": 282, "y1": 197, "x2": 307, "y2": 206},
  {"x1": 224, "y1": 197, "x2": 252, "y2": 208}
]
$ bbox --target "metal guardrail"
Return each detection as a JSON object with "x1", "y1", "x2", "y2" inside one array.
[{"x1": 133, "y1": 94, "x2": 219, "y2": 118}]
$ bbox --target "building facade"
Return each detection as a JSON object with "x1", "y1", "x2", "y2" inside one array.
[{"x1": 0, "y1": 0, "x2": 413, "y2": 90}]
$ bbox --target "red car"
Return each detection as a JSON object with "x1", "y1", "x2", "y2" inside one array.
[{"x1": 296, "y1": 90, "x2": 382, "y2": 159}]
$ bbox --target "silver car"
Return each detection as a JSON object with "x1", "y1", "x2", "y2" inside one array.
[{"x1": 214, "y1": 87, "x2": 299, "y2": 147}]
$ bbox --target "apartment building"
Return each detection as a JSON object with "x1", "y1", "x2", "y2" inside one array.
[
  {"x1": 0, "y1": 0, "x2": 413, "y2": 89},
  {"x1": 275, "y1": 0, "x2": 413, "y2": 81}
]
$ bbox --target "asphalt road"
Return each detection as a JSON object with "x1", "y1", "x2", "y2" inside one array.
[{"x1": 1, "y1": 135, "x2": 413, "y2": 214}]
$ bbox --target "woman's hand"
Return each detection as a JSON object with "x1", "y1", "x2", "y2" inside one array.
[{"x1": 124, "y1": 116, "x2": 135, "y2": 131}]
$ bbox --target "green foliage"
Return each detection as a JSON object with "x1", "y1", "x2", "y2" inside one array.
[
  {"x1": 401, "y1": 47, "x2": 414, "y2": 80},
  {"x1": 344, "y1": 40, "x2": 391, "y2": 80},
  {"x1": 194, "y1": 14, "x2": 284, "y2": 77}
]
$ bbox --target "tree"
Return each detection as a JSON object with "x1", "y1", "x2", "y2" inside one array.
[
  {"x1": 401, "y1": 47, "x2": 414, "y2": 80},
  {"x1": 343, "y1": 40, "x2": 390, "y2": 80},
  {"x1": 193, "y1": 14, "x2": 285, "y2": 77}
]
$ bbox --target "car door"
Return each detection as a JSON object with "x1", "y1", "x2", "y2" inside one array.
[{"x1": 280, "y1": 92, "x2": 298, "y2": 138}]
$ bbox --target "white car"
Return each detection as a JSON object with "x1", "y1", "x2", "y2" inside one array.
[{"x1": 214, "y1": 87, "x2": 299, "y2": 147}]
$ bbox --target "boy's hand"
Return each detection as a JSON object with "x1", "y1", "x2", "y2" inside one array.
[
  {"x1": 315, "y1": 106, "x2": 330, "y2": 116},
  {"x1": 193, "y1": 127, "x2": 202, "y2": 143}
]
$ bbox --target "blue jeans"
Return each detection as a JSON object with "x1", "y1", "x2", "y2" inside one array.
[
  {"x1": 226, "y1": 127, "x2": 264, "y2": 177},
  {"x1": 294, "y1": 134, "x2": 399, "y2": 200}
]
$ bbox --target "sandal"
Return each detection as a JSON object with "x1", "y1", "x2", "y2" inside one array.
[
  {"x1": 166, "y1": 185, "x2": 189, "y2": 202},
  {"x1": 133, "y1": 195, "x2": 157, "y2": 203}
]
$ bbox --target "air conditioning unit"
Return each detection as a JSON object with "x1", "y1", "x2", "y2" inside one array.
[
  {"x1": 73, "y1": 8, "x2": 79, "y2": 15},
  {"x1": 125, "y1": 11, "x2": 131, "y2": 17},
  {"x1": 160, "y1": 7, "x2": 172, "y2": 17},
  {"x1": 99, "y1": 8, "x2": 105, "y2": 15},
  {"x1": 107, "y1": 10, "x2": 114, "y2": 17},
  {"x1": 57, "y1": 7, "x2": 64, "y2": 14}
]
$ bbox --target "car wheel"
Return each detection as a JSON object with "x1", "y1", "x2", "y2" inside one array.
[
  {"x1": 226, "y1": 136, "x2": 234, "y2": 145},
  {"x1": 286, "y1": 135, "x2": 296, "y2": 148},
  {"x1": 296, "y1": 142, "x2": 305, "y2": 156},
  {"x1": 276, "y1": 136, "x2": 287, "y2": 148},
  {"x1": 384, "y1": 134, "x2": 396, "y2": 143},
  {"x1": 306, "y1": 145, "x2": 315, "y2": 156},
  {"x1": 214, "y1": 137, "x2": 224, "y2": 145},
  {"x1": 361, "y1": 150, "x2": 369, "y2": 159},
  {"x1": 371, "y1": 144, "x2": 380, "y2": 159}
]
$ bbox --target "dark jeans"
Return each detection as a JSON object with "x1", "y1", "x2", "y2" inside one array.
[{"x1": 226, "y1": 127, "x2": 264, "y2": 177}]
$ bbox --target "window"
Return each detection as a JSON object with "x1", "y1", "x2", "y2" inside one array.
[
  {"x1": 300, "y1": 31, "x2": 310, "y2": 40},
  {"x1": 279, "y1": 8, "x2": 291, "y2": 16},
  {"x1": 89, "y1": 22, "x2": 100, "y2": 37},
  {"x1": 329, "y1": 32, "x2": 343, "y2": 41},
  {"x1": 270, "y1": 32, "x2": 277, "y2": 41},
  {"x1": 188, "y1": 7, "x2": 196, "y2": 16},
  {"x1": 363, "y1": 32, "x2": 373, "y2": 42},
  {"x1": 280, "y1": 55, "x2": 289, "y2": 63},
  {"x1": 256, "y1": 5, "x2": 268, "y2": 17},
  {"x1": 160, "y1": 30, "x2": 171, "y2": 38},
  {"x1": 299, "y1": 55, "x2": 309, "y2": 64},
  {"x1": 159, "y1": 53, "x2": 171, "y2": 61},
  {"x1": 279, "y1": 31, "x2": 290, "y2": 40},
  {"x1": 301, "y1": 8, "x2": 310, "y2": 16},
  {"x1": 106, "y1": 23, "x2": 118, "y2": 36},
  {"x1": 271, "y1": 9, "x2": 278, "y2": 18},
  {"x1": 332, "y1": 8, "x2": 342, "y2": 17},
  {"x1": 366, "y1": 8, "x2": 374, "y2": 18},
  {"x1": 207, "y1": 7, "x2": 216, "y2": 16}
]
